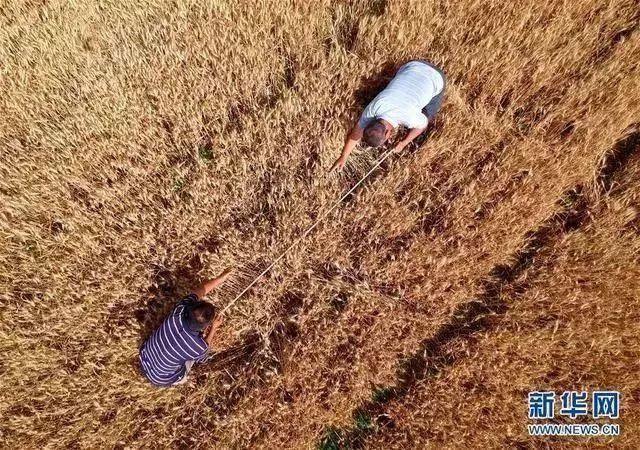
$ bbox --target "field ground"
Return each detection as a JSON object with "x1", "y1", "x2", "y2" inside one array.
[{"x1": 1, "y1": 0, "x2": 639, "y2": 448}]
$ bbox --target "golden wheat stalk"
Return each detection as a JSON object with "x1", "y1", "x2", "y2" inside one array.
[{"x1": 221, "y1": 148, "x2": 395, "y2": 314}]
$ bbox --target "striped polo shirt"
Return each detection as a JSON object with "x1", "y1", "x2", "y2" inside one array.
[{"x1": 139, "y1": 294, "x2": 209, "y2": 386}]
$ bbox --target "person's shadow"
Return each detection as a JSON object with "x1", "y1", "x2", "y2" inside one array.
[
  {"x1": 133, "y1": 257, "x2": 205, "y2": 347},
  {"x1": 353, "y1": 61, "x2": 399, "y2": 109}
]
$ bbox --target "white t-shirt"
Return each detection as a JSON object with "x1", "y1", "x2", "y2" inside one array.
[{"x1": 358, "y1": 61, "x2": 445, "y2": 130}]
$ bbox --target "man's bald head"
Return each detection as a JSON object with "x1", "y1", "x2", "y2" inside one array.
[{"x1": 363, "y1": 120, "x2": 389, "y2": 147}]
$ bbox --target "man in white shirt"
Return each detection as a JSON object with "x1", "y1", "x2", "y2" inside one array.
[{"x1": 331, "y1": 60, "x2": 446, "y2": 171}]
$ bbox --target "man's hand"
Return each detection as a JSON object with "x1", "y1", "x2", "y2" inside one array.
[
  {"x1": 330, "y1": 126, "x2": 363, "y2": 173},
  {"x1": 330, "y1": 157, "x2": 347, "y2": 172},
  {"x1": 219, "y1": 268, "x2": 232, "y2": 282},
  {"x1": 392, "y1": 142, "x2": 407, "y2": 154},
  {"x1": 393, "y1": 126, "x2": 427, "y2": 154},
  {"x1": 212, "y1": 314, "x2": 224, "y2": 329},
  {"x1": 193, "y1": 268, "x2": 233, "y2": 298}
]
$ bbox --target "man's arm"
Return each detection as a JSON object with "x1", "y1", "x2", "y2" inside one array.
[
  {"x1": 393, "y1": 125, "x2": 427, "y2": 153},
  {"x1": 192, "y1": 268, "x2": 232, "y2": 299},
  {"x1": 330, "y1": 125, "x2": 364, "y2": 171}
]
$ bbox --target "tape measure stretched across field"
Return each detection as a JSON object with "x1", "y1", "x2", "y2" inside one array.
[{"x1": 220, "y1": 148, "x2": 395, "y2": 314}]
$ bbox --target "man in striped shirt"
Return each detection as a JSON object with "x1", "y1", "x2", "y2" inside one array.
[{"x1": 139, "y1": 269, "x2": 231, "y2": 387}]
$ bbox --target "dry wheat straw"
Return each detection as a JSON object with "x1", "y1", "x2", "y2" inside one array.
[{"x1": 221, "y1": 148, "x2": 394, "y2": 314}]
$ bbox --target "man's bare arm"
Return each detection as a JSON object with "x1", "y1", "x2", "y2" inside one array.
[
  {"x1": 393, "y1": 125, "x2": 427, "y2": 153},
  {"x1": 192, "y1": 268, "x2": 232, "y2": 299},
  {"x1": 330, "y1": 125, "x2": 364, "y2": 171}
]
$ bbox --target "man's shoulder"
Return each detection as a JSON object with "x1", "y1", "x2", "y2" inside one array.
[
  {"x1": 178, "y1": 293, "x2": 199, "y2": 308},
  {"x1": 159, "y1": 305, "x2": 204, "y2": 348},
  {"x1": 174, "y1": 315, "x2": 208, "y2": 355},
  {"x1": 382, "y1": 106, "x2": 423, "y2": 127},
  {"x1": 362, "y1": 93, "x2": 399, "y2": 118},
  {"x1": 186, "y1": 330, "x2": 208, "y2": 349},
  {"x1": 171, "y1": 293, "x2": 198, "y2": 319}
]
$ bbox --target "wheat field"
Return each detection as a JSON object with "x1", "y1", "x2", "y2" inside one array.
[{"x1": 1, "y1": 0, "x2": 639, "y2": 448}]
